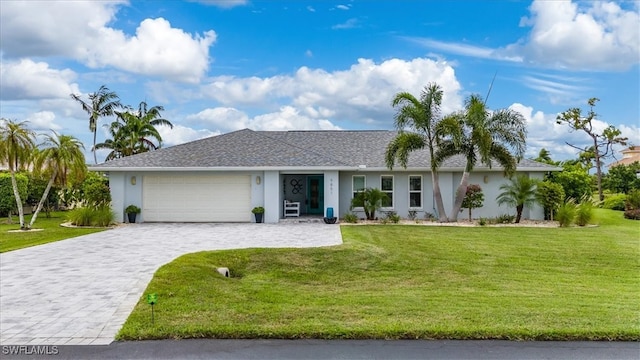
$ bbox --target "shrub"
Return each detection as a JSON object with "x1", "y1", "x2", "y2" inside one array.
[
  {"x1": 343, "y1": 213, "x2": 358, "y2": 223},
  {"x1": 407, "y1": 210, "x2": 418, "y2": 221},
  {"x1": 602, "y1": 194, "x2": 627, "y2": 211},
  {"x1": 0, "y1": 172, "x2": 28, "y2": 217},
  {"x1": 575, "y1": 201, "x2": 594, "y2": 226},
  {"x1": 496, "y1": 214, "x2": 515, "y2": 224},
  {"x1": 461, "y1": 184, "x2": 484, "y2": 221},
  {"x1": 67, "y1": 205, "x2": 115, "y2": 227},
  {"x1": 625, "y1": 189, "x2": 640, "y2": 210},
  {"x1": 424, "y1": 212, "x2": 436, "y2": 221},
  {"x1": 383, "y1": 211, "x2": 400, "y2": 224},
  {"x1": 537, "y1": 181, "x2": 565, "y2": 220},
  {"x1": 556, "y1": 202, "x2": 576, "y2": 227},
  {"x1": 623, "y1": 209, "x2": 640, "y2": 220},
  {"x1": 83, "y1": 181, "x2": 111, "y2": 208},
  {"x1": 478, "y1": 218, "x2": 487, "y2": 226}
]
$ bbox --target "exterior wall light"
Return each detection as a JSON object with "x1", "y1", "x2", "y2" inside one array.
[
  {"x1": 483, "y1": 175, "x2": 489, "y2": 184},
  {"x1": 256, "y1": 176, "x2": 261, "y2": 185},
  {"x1": 131, "y1": 176, "x2": 137, "y2": 185}
]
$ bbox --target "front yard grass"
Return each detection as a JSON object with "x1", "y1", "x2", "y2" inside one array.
[
  {"x1": 0, "y1": 211, "x2": 107, "y2": 253},
  {"x1": 118, "y1": 209, "x2": 640, "y2": 341}
]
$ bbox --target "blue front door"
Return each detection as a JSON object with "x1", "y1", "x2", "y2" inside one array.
[{"x1": 307, "y1": 176, "x2": 324, "y2": 215}]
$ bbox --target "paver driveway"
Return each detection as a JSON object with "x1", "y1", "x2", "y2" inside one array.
[{"x1": 0, "y1": 223, "x2": 342, "y2": 345}]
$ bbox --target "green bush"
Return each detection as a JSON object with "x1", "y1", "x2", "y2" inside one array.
[
  {"x1": 575, "y1": 202, "x2": 594, "y2": 226},
  {"x1": 0, "y1": 172, "x2": 28, "y2": 217},
  {"x1": 496, "y1": 214, "x2": 515, "y2": 224},
  {"x1": 625, "y1": 189, "x2": 640, "y2": 210},
  {"x1": 556, "y1": 202, "x2": 576, "y2": 227},
  {"x1": 343, "y1": 213, "x2": 358, "y2": 223},
  {"x1": 67, "y1": 205, "x2": 114, "y2": 227},
  {"x1": 602, "y1": 194, "x2": 626, "y2": 211},
  {"x1": 407, "y1": 210, "x2": 418, "y2": 221},
  {"x1": 383, "y1": 211, "x2": 400, "y2": 224},
  {"x1": 83, "y1": 181, "x2": 111, "y2": 207}
]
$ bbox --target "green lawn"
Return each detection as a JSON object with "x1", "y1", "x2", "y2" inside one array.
[
  {"x1": 0, "y1": 211, "x2": 107, "y2": 253},
  {"x1": 119, "y1": 209, "x2": 640, "y2": 341}
]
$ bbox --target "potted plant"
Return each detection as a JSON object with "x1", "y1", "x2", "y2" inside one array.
[
  {"x1": 125, "y1": 205, "x2": 141, "y2": 223},
  {"x1": 251, "y1": 206, "x2": 264, "y2": 223}
]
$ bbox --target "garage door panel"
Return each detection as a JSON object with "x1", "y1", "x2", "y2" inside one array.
[{"x1": 142, "y1": 175, "x2": 251, "y2": 222}]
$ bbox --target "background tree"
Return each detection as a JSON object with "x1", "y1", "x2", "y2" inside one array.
[
  {"x1": 71, "y1": 85, "x2": 121, "y2": 164},
  {"x1": 29, "y1": 132, "x2": 86, "y2": 228},
  {"x1": 435, "y1": 94, "x2": 527, "y2": 221},
  {"x1": 551, "y1": 162, "x2": 593, "y2": 202},
  {"x1": 0, "y1": 119, "x2": 36, "y2": 229},
  {"x1": 0, "y1": 172, "x2": 28, "y2": 221},
  {"x1": 97, "y1": 101, "x2": 173, "y2": 159},
  {"x1": 534, "y1": 148, "x2": 559, "y2": 166},
  {"x1": 496, "y1": 175, "x2": 539, "y2": 223},
  {"x1": 26, "y1": 172, "x2": 60, "y2": 218},
  {"x1": 556, "y1": 98, "x2": 628, "y2": 201},
  {"x1": 603, "y1": 162, "x2": 640, "y2": 194},
  {"x1": 461, "y1": 184, "x2": 484, "y2": 221},
  {"x1": 350, "y1": 188, "x2": 389, "y2": 220},
  {"x1": 536, "y1": 181, "x2": 565, "y2": 221},
  {"x1": 385, "y1": 84, "x2": 448, "y2": 221}
]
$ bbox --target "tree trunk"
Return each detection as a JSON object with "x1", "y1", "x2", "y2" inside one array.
[
  {"x1": 515, "y1": 204, "x2": 523, "y2": 223},
  {"x1": 468, "y1": 208, "x2": 472, "y2": 222},
  {"x1": 594, "y1": 148, "x2": 604, "y2": 202},
  {"x1": 93, "y1": 130, "x2": 98, "y2": 165},
  {"x1": 431, "y1": 171, "x2": 449, "y2": 222},
  {"x1": 29, "y1": 169, "x2": 57, "y2": 229},
  {"x1": 448, "y1": 171, "x2": 469, "y2": 222},
  {"x1": 9, "y1": 170, "x2": 26, "y2": 230}
]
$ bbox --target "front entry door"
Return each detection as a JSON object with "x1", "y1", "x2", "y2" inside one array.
[{"x1": 307, "y1": 176, "x2": 324, "y2": 215}]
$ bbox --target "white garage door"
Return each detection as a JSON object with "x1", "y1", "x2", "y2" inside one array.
[{"x1": 143, "y1": 174, "x2": 251, "y2": 222}]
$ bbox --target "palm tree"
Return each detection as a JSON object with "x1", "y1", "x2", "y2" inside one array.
[
  {"x1": 350, "y1": 188, "x2": 389, "y2": 220},
  {"x1": 29, "y1": 132, "x2": 86, "y2": 229},
  {"x1": 97, "y1": 101, "x2": 173, "y2": 159},
  {"x1": 436, "y1": 94, "x2": 527, "y2": 221},
  {"x1": 496, "y1": 175, "x2": 539, "y2": 223},
  {"x1": 71, "y1": 85, "x2": 121, "y2": 164},
  {"x1": 0, "y1": 119, "x2": 36, "y2": 229},
  {"x1": 385, "y1": 83, "x2": 448, "y2": 222}
]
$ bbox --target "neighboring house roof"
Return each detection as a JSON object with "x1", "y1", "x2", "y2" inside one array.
[
  {"x1": 609, "y1": 147, "x2": 640, "y2": 168},
  {"x1": 91, "y1": 128, "x2": 559, "y2": 172}
]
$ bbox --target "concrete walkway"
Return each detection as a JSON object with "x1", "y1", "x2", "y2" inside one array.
[{"x1": 0, "y1": 223, "x2": 342, "y2": 346}]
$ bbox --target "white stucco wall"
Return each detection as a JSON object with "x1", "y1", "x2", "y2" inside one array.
[
  {"x1": 323, "y1": 170, "x2": 339, "y2": 218},
  {"x1": 263, "y1": 171, "x2": 280, "y2": 223}
]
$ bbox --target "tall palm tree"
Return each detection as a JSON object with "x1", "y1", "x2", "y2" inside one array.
[
  {"x1": 385, "y1": 83, "x2": 448, "y2": 222},
  {"x1": 29, "y1": 132, "x2": 86, "y2": 229},
  {"x1": 97, "y1": 101, "x2": 173, "y2": 160},
  {"x1": 436, "y1": 94, "x2": 527, "y2": 221},
  {"x1": 71, "y1": 85, "x2": 121, "y2": 164},
  {"x1": 496, "y1": 175, "x2": 539, "y2": 223},
  {"x1": 0, "y1": 119, "x2": 36, "y2": 229}
]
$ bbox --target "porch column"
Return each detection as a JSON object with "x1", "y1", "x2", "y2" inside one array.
[
  {"x1": 324, "y1": 170, "x2": 339, "y2": 218},
  {"x1": 108, "y1": 172, "x2": 126, "y2": 223},
  {"x1": 263, "y1": 170, "x2": 280, "y2": 223}
]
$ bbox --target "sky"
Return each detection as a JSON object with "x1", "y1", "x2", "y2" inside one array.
[{"x1": 1, "y1": 0, "x2": 639, "y2": 165}]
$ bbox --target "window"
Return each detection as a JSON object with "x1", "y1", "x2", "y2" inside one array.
[
  {"x1": 352, "y1": 175, "x2": 366, "y2": 200},
  {"x1": 409, "y1": 175, "x2": 422, "y2": 208},
  {"x1": 381, "y1": 175, "x2": 393, "y2": 208}
]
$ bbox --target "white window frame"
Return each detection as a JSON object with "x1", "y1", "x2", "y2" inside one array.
[
  {"x1": 380, "y1": 175, "x2": 394, "y2": 209},
  {"x1": 408, "y1": 175, "x2": 422, "y2": 209},
  {"x1": 352, "y1": 175, "x2": 366, "y2": 209}
]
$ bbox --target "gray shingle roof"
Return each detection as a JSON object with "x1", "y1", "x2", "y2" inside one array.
[{"x1": 91, "y1": 128, "x2": 558, "y2": 171}]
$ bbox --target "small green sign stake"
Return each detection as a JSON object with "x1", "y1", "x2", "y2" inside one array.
[{"x1": 147, "y1": 293, "x2": 158, "y2": 325}]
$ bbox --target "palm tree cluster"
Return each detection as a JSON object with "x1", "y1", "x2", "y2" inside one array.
[
  {"x1": 386, "y1": 83, "x2": 527, "y2": 222},
  {"x1": 71, "y1": 85, "x2": 173, "y2": 163},
  {"x1": 1, "y1": 119, "x2": 86, "y2": 230}
]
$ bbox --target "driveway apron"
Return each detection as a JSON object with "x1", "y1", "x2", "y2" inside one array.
[{"x1": 0, "y1": 223, "x2": 342, "y2": 345}]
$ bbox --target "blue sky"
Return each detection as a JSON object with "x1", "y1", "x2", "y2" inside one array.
[{"x1": 1, "y1": 0, "x2": 638, "y2": 164}]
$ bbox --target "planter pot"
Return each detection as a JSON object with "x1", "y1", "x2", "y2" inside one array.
[
  {"x1": 254, "y1": 213, "x2": 263, "y2": 223},
  {"x1": 127, "y1": 213, "x2": 137, "y2": 223}
]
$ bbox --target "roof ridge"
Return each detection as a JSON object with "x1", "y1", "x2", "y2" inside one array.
[{"x1": 255, "y1": 130, "x2": 352, "y2": 167}]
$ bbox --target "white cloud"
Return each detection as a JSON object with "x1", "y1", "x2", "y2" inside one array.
[
  {"x1": 0, "y1": 59, "x2": 79, "y2": 100},
  {"x1": 332, "y1": 18, "x2": 359, "y2": 30},
  {"x1": 249, "y1": 106, "x2": 341, "y2": 131},
  {"x1": 0, "y1": 1, "x2": 217, "y2": 82},
  {"x1": 157, "y1": 125, "x2": 219, "y2": 147},
  {"x1": 186, "y1": 107, "x2": 250, "y2": 131},
  {"x1": 305, "y1": 49, "x2": 313, "y2": 57},
  {"x1": 24, "y1": 111, "x2": 62, "y2": 132},
  {"x1": 307, "y1": 6, "x2": 316, "y2": 12},
  {"x1": 506, "y1": 0, "x2": 640, "y2": 70},
  {"x1": 189, "y1": 0, "x2": 248, "y2": 8},
  {"x1": 199, "y1": 57, "x2": 462, "y2": 128},
  {"x1": 406, "y1": 38, "x2": 523, "y2": 62},
  {"x1": 336, "y1": 5, "x2": 350, "y2": 10}
]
